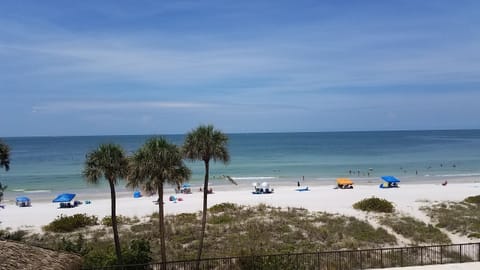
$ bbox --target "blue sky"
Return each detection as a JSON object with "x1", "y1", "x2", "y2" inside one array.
[{"x1": 1, "y1": 0, "x2": 480, "y2": 136}]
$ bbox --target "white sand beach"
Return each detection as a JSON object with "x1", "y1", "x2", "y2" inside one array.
[{"x1": 1, "y1": 180, "x2": 480, "y2": 238}]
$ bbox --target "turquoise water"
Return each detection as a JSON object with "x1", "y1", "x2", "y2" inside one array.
[{"x1": 1, "y1": 130, "x2": 480, "y2": 197}]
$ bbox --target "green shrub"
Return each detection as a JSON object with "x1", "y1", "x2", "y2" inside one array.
[
  {"x1": 43, "y1": 214, "x2": 98, "y2": 233},
  {"x1": 82, "y1": 239, "x2": 152, "y2": 267},
  {"x1": 209, "y1": 203, "x2": 239, "y2": 213},
  {"x1": 464, "y1": 195, "x2": 480, "y2": 204},
  {"x1": 122, "y1": 239, "x2": 152, "y2": 265},
  {"x1": 82, "y1": 243, "x2": 117, "y2": 267},
  {"x1": 58, "y1": 234, "x2": 88, "y2": 254},
  {"x1": 101, "y1": 215, "x2": 135, "y2": 226},
  {"x1": 0, "y1": 229, "x2": 28, "y2": 241},
  {"x1": 353, "y1": 197, "x2": 394, "y2": 213}
]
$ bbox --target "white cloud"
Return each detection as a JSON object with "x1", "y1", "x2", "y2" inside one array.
[{"x1": 32, "y1": 100, "x2": 214, "y2": 113}]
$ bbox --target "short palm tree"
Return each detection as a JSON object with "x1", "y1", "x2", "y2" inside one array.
[
  {"x1": 183, "y1": 125, "x2": 230, "y2": 266},
  {"x1": 83, "y1": 143, "x2": 128, "y2": 263},
  {"x1": 128, "y1": 137, "x2": 191, "y2": 265},
  {"x1": 0, "y1": 140, "x2": 10, "y2": 203}
]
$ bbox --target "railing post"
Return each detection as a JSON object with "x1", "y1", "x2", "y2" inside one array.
[
  {"x1": 420, "y1": 247, "x2": 423, "y2": 266},
  {"x1": 380, "y1": 249, "x2": 383, "y2": 268},
  {"x1": 400, "y1": 248, "x2": 403, "y2": 267},
  {"x1": 460, "y1": 244, "x2": 462, "y2": 263},
  {"x1": 478, "y1": 243, "x2": 480, "y2": 261},
  {"x1": 440, "y1": 245, "x2": 443, "y2": 264},
  {"x1": 359, "y1": 250, "x2": 363, "y2": 269}
]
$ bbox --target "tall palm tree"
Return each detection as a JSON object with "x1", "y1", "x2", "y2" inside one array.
[
  {"x1": 0, "y1": 140, "x2": 10, "y2": 171},
  {"x1": 83, "y1": 143, "x2": 128, "y2": 263},
  {"x1": 183, "y1": 125, "x2": 230, "y2": 266},
  {"x1": 127, "y1": 137, "x2": 191, "y2": 265},
  {"x1": 0, "y1": 140, "x2": 10, "y2": 204}
]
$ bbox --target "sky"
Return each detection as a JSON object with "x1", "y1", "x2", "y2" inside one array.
[{"x1": 1, "y1": 0, "x2": 480, "y2": 137}]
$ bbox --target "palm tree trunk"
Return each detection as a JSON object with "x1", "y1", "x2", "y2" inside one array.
[
  {"x1": 158, "y1": 182, "x2": 167, "y2": 270},
  {"x1": 196, "y1": 160, "x2": 209, "y2": 269},
  {"x1": 109, "y1": 180, "x2": 122, "y2": 264}
]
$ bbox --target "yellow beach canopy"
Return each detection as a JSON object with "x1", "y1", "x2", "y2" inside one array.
[{"x1": 336, "y1": 178, "x2": 353, "y2": 185}]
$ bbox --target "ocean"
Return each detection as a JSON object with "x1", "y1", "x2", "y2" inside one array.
[{"x1": 1, "y1": 130, "x2": 480, "y2": 198}]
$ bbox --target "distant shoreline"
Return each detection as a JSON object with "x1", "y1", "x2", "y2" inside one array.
[{"x1": 2, "y1": 174, "x2": 480, "y2": 204}]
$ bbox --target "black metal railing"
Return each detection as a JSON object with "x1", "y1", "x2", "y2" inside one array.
[{"x1": 84, "y1": 242, "x2": 480, "y2": 270}]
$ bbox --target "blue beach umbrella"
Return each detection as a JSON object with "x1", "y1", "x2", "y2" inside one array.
[
  {"x1": 16, "y1": 196, "x2": 31, "y2": 202},
  {"x1": 52, "y1": 193, "x2": 76, "y2": 203},
  {"x1": 16, "y1": 196, "x2": 32, "y2": 207},
  {"x1": 381, "y1": 176, "x2": 400, "y2": 183}
]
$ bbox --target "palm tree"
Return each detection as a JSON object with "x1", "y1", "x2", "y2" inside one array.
[
  {"x1": 0, "y1": 182, "x2": 6, "y2": 203},
  {"x1": 127, "y1": 137, "x2": 191, "y2": 265},
  {"x1": 83, "y1": 143, "x2": 128, "y2": 263},
  {"x1": 183, "y1": 125, "x2": 230, "y2": 266},
  {"x1": 0, "y1": 140, "x2": 10, "y2": 204},
  {"x1": 0, "y1": 140, "x2": 10, "y2": 171}
]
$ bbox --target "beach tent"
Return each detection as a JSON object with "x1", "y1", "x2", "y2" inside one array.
[
  {"x1": 52, "y1": 193, "x2": 76, "y2": 202},
  {"x1": 16, "y1": 196, "x2": 31, "y2": 207},
  {"x1": 252, "y1": 182, "x2": 274, "y2": 194},
  {"x1": 53, "y1": 193, "x2": 76, "y2": 208},
  {"x1": 133, "y1": 191, "x2": 142, "y2": 198},
  {"x1": 180, "y1": 183, "x2": 192, "y2": 194},
  {"x1": 252, "y1": 182, "x2": 262, "y2": 194},
  {"x1": 336, "y1": 178, "x2": 354, "y2": 189},
  {"x1": 380, "y1": 176, "x2": 400, "y2": 188},
  {"x1": 261, "y1": 182, "x2": 274, "y2": 193}
]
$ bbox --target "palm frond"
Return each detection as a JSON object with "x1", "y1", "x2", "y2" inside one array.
[{"x1": 226, "y1": 176, "x2": 238, "y2": 186}]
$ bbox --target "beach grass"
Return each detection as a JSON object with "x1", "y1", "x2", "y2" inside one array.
[
  {"x1": 378, "y1": 214, "x2": 451, "y2": 244},
  {"x1": 421, "y1": 196, "x2": 480, "y2": 238},
  {"x1": 13, "y1": 203, "x2": 398, "y2": 264}
]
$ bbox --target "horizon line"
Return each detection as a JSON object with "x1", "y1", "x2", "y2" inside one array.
[{"x1": 2, "y1": 128, "x2": 480, "y2": 139}]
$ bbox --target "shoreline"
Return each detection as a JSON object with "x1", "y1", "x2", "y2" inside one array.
[{"x1": 2, "y1": 174, "x2": 479, "y2": 203}]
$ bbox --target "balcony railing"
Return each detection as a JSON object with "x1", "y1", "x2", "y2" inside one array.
[{"x1": 84, "y1": 242, "x2": 480, "y2": 270}]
